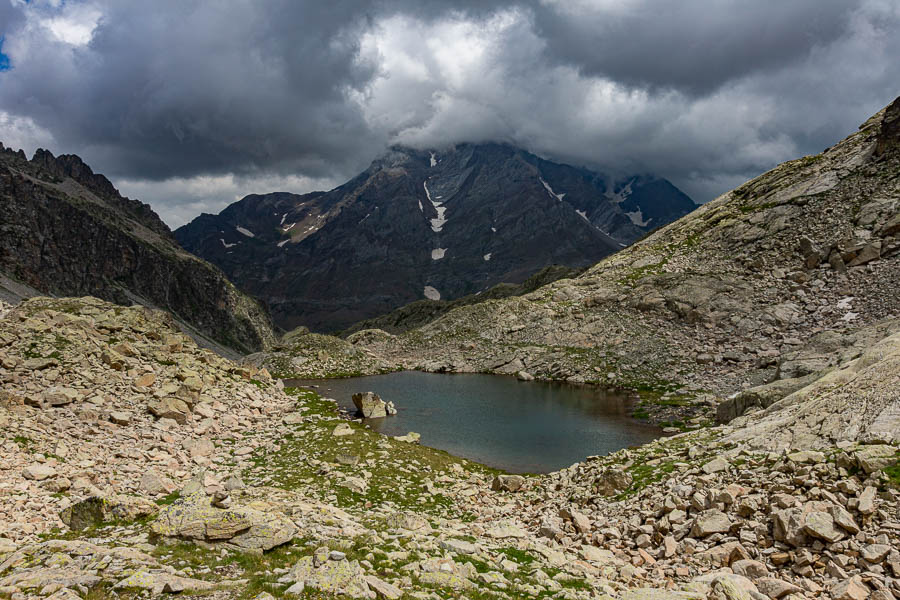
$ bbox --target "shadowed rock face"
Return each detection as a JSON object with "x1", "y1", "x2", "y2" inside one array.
[
  {"x1": 175, "y1": 143, "x2": 695, "y2": 332},
  {"x1": 0, "y1": 145, "x2": 274, "y2": 354}
]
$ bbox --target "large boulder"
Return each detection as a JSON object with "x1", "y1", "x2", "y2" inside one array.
[
  {"x1": 147, "y1": 397, "x2": 191, "y2": 424},
  {"x1": 351, "y1": 392, "x2": 395, "y2": 418},
  {"x1": 151, "y1": 491, "x2": 297, "y2": 552},
  {"x1": 592, "y1": 467, "x2": 633, "y2": 496},
  {"x1": 60, "y1": 494, "x2": 159, "y2": 530},
  {"x1": 492, "y1": 474, "x2": 526, "y2": 492},
  {"x1": 287, "y1": 548, "x2": 373, "y2": 598}
]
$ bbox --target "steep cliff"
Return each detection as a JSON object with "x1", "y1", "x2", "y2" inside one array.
[{"x1": 0, "y1": 145, "x2": 275, "y2": 353}]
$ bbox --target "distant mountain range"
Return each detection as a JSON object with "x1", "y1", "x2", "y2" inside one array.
[
  {"x1": 0, "y1": 144, "x2": 274, "y2": 354},
  {"x1": 176, "y1": 143, "x2": 696, "y2": 332}
]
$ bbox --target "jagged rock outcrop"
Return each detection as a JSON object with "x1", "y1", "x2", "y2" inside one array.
[
  {"x1": 176, "y1": 143, "x2": 695, "y2": 331},
  {"x1": 0, "y1": 144, "x2": 274, "y2": 353}
]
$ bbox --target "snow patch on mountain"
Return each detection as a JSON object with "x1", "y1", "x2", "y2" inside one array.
[
  {"x1": 540, "y1": 178, "x2": 565, "y2": 201},
  {"x1": 625, "y1": 208, "x2": 651, "y2": 227},
  {"x1": 236, "y1": 226, "x2": 255, "y2": 238},
  {"x1": 606, "y1": 179, "x2": 633, "y2": 203},
  {"x1": 424, "y1": 181, "x2": 447, "y2": 232},
  {"x1": 483, "y1": 253, "x2": 492, "y2": 261},
  {"x1": 220, "y1": 239, "x2": 237, "y2": 248},
  {"x1": 430, "y1": 152, "x2": 437, "y2": 167},
  {"x1": 423, "y1": 286, "x2": 440, "y2": 300},
  {"x1": 431, "y1": 248, "x2": 446, "y2": 260}
]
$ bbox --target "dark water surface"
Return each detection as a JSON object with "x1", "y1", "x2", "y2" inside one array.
[{"x1": 286, "y1": 371, "x2": 659, "y2": 473}]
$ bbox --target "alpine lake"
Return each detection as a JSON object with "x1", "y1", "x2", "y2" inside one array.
[{"x1": 285, "y1": 371, "x2": 660, "y2": 473}]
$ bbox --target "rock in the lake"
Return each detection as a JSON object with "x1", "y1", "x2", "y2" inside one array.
[{"x1": 352, "y1": 391, "x2": 394, "y2": 418}]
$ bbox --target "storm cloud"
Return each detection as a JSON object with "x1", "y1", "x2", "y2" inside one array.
[{"x1": 1, "y1": 0, "x2": 898, "y2": 227}]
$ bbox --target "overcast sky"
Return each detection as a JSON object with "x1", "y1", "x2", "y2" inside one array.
[{"x1": 1, "y1": 0, "x2": 898, "y2": 228}]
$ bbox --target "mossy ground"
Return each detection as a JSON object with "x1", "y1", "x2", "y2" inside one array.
[{"x1": 243, "y1": 387, "x2": 499, "y2": 518}]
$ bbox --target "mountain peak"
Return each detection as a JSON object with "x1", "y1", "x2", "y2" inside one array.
[{"x1": 176, "y1": 144, "x2": 695, "y2": 332}]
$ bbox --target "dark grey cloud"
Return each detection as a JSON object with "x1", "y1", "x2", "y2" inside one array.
[
  {"x1": 531, "y1": 1, "x2": 857, "y2": 95},
  {"x1": 0, "y1": 0, "x2": 898, "y2": 227}
]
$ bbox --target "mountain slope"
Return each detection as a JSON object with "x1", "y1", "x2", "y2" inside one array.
[
  {"x1": 350, "y1": 97, "x2": 900, "y2": 436},
  {"x1": 176, "y1": 143, "x2": 695, "y2": 332},
  {"x1": 0, "y1": 144, "x2": 275, "y2": 354}
]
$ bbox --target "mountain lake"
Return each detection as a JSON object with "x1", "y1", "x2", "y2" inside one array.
[{"x1": 285, "y1": 371, "x2": 660, "y2": 473}]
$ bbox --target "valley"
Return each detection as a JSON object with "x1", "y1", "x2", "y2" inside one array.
[{"x1": 0, "y1": 92, "x2": 899, "y2": 600}]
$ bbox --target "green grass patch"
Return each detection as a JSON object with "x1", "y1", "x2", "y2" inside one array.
[{"x1": 242, "y1": 387, "x2": 499, "y2": 519}]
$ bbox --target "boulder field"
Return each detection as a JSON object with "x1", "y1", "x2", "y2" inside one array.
[{"x1": 0, "y1": 295, "x2": 897, "y2": 599}]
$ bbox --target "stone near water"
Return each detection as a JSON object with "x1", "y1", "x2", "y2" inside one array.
[
  {"x1": 393, "y1": 432, "x2": 420, "y2": 444},
  {"x1": 351, "y1": 391, "x2": 396, "y2": 418},
  {"x1": 593, "y1": 467, "x2": 633, "y2": 496},
  {"x1": 283, "y1": 412, "x2": 304, "y2": 424},
  {"x1": 352, "y1": 391, "x2": 388, "y2": 418},
  {"x1": 492, "y1": 474, "x2": 525, "y2": 492},
  {"x1": 336, "y1": 453, "x2": 360, "y2": 466},
  {"x1": 333, "y1": 423, "x2": 354, "y2": 437}
]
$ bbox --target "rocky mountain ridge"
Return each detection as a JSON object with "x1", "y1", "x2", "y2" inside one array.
[
  {"x1": 0, "y1": 144, "x2": 275, "y2": 354},
  {"x1": 176, "y1": 143, "x2": 695, "y2": 332}
]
